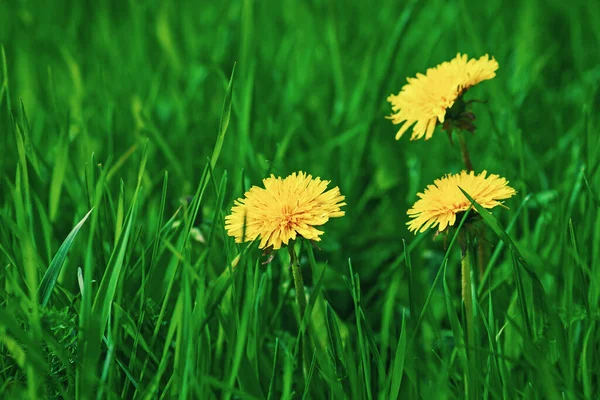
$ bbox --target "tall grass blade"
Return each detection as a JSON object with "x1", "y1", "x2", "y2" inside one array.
[
  {"x1": 38, "y1": 208, "x2": 93, "y2": 307},
  {"x1": 211, "y1": 63, "x2": 236, "y2": 169}
]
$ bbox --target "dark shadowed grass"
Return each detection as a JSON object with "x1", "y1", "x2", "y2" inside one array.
[{"x1": 1, "y1": 0, "x2": 600, "y2": 398}]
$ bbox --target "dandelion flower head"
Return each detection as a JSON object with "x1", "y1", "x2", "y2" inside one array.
[
  {"x1": 407, "y1": 170, "x2": 516, "y2": 234},
  {"x1": 225, "y1": 171, "x2": 346, "y2": 250},
  {"x1": 387, "y1": 53, "x2": 498, "y2": 141}
]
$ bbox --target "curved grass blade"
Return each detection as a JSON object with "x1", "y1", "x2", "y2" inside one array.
[
  {"x1": 459, "y1": 187, "x2": 548, "y2": 336},
  {"x1": 478, "y1": 193, "x2": 532, "y2": 295},
  {"x1": 583, "y1": 172, "x2": 600, "y2": 208},
  {"x1": 38, "y1": 208, "x2": 93, "y2": 307},
  {"x1": 325, "y1": 301, "x2": 349, "y2": 392},
  {"x1": 458, "y1": 187, "x2": 544, "y2": 286}
]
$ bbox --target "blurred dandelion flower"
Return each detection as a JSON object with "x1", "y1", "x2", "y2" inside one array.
[
  {"x1": 387, "y1": 53, "x2": 498, "y2": 140},
  {"x1": 407, "y1": 170, "x2": 516, "y2": 233},
  {"x1": 225, "y1": 171, "x2": 346, "y2": 250}
]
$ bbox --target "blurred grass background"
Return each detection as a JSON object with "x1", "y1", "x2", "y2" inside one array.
[{"x1": 1, "y1": 0, "x2": 599, "y2": 398}]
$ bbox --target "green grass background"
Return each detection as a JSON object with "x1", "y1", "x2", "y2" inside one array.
[{"x1": 1, "y1": 0, "x2": 599, "y2": 398}]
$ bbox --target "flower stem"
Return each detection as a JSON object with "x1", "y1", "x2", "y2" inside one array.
[
  {"x1": 477, "y1": 239, "x2": 487, "y2": 280},
  {"x1": 289, "y1": 243, "x2": 308, "y2": 385},
  {"x1": 289, "y1": 244, "x2": 307, "y2": 319},
  {"x1": 458, "y1": 131, "x2": 474, "y2": 172}
]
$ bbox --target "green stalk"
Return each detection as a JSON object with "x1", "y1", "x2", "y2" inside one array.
[
  {"x1": 458, "y1": 131, "x2": 474, "y2": 172},
  {"x1": 289, "y1": 242, "x2": 308, "y2": 387},
  {"x1": 289, "y1": 243, "x2": 307, "y2": 319},
  {"x1": 477, "y1": 239, "x2": 487, "y2": 280}
]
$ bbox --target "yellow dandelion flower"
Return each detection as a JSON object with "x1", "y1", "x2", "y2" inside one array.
[
  {"x1": 407, "y1": 170, "x2": 516, "y2": 234},
  {"x1": 225, "y1": 171, "x2": 346, "y2": 250},
  {"x1": 387, "y1": 53, "x2": 498, "y2": 141}
]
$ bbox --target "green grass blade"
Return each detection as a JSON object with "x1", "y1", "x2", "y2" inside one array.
[
  {"x1": 266, "y1": 338, "x2": 280, "y2": 400},
  {"x1": 92, "y1": 145, "x2": 147, "y2": 338},
  {"x1": 48, "y1": 114, "x2": 70, "y2": 222},
  {"x1": 18, "y1": 99, "x2": 41, "y2": 177},
  {"x1": 581, "y1": 324, "x2": 595, "y2": 399},
  {"x1": 442, "y1": 262, "x2": 469, "y2": 392},
  {"x1": 39, "y1": 208, "x2": 93, "y2": 307},
  {"x1": 459, "y1": 187, "x2": 548, "y2": 335},
  {"x1": 0, "y1": 308, "x2": 48, "y2": 375},
  {"x1": 1, "y1": 45, "x2": 10, "y2": 115},
  {"x1": 325, "y1": 301, "x2": 349, "y2": 395},
  {"x1": 301, "y1": 350, "x2": 318, "y2": 399},
  {"x1": 583, "y1": 172, "x2": 600, "y2": 208},
  {"x1": 411, "y1": 207, "x2": 473, "y2": 339},
  {"x1": 387, "y1": 310, "x2": 407, "y2": 400},
  {"x1": 211, "y1": 63, "x2": 235, "y2": 169},
  {"x1": 346, "y1": 259, "x2": 372, "y2": 400}
]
